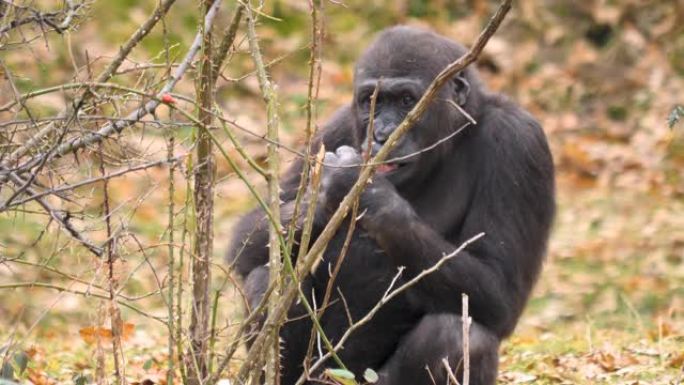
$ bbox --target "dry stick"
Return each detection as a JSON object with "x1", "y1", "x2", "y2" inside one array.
[
  {"x1": 0, "y1": 58, "x2": 42, "y2": 168},
  {"x1": 295, "y1": 148, "x2": 325, "y2": 273},
  {"x1": 233, "y1": 1, "x2": 511, "y2": 382},
  {"x1": 0, "y1": 0, "x2": 80, "y2": 34},
  {"x1": 207, "y1": 289, "x2": 221, "y2": 374},
  {"x1": 442, "y1": 296, "x2": 472, "y2": 385},
  {"x1": 235, "y1": 7, "x2": 349, "y2": 375},
  {"x1": 95, "y1": 302, "x2": 107, "y2": 385},
  {"x1": 0, "y1": 282, "x2": 166, "y2": 323},
  {"x1": 0, "y1": 115, "x2": 194, "y2": 128},
  {"x1": 304, "y1": 80, "x2": 380, "y2": 372},
  {"x1": 165, "y1": 88, "x2": 177, "y2": 385},
  {"x1": 206, "y1": 78, "x2": 327, "y2": 385},
  {"x1": 99, "y1": 143, "x2": 126, "y2": 385},
  {"x1": 0, "y1": 0, "x2": 221, "y2": 268},
  {"x1": 244, "y1": 3, "x2": 283, "y2": 384},
  {"x1": 0, "y1": 80, "x2": 469, "y2": 173},
  {"x1": 300, "y1": 0, "x2": 510, "y2": 282},
  {"x1": 0, "y1": 81, "x2": 184, "y2": 111},
  {"x1": 296, "y1": 0, "x2": 325, "y2": 372},
  {"x1": 285, "y1": 0, "x2": 323, "y2": 257},
  {"x1": 216, "y1": 113, "x2": 267, "y2": 177},
  {"x1": 3, "y1": 171, "x2": 103, "y2": 256},
  {"x1": 8, "y1": 259, "x2": 113, "y2": 295},
  {"x1": 2, "y1": 155, "x2": 186, "y2": 210},
  {"x1": 298, "y1": 233, "x2": 485, "y2": 385},
  {"x1": 161, "y1": 10, "x2": 177, "y2": 384},
  {"x1": 186, "y1": 0, "x2": 217, "y2": 384},
  {"x1": 442, "y1": 359, "x2": 460, "y2": 385},
  {"x1": 425, "y1": 365, "x2": 439, "y2": 385},
  {"x1": 211, "y1": 3, "x2": 244, "y2": 83},
  {"x1": 0, "y1": 8, "x2": 65, "y2": 35},
  {"x1": 57, "y1": 0, "x2": 79, "y2": 31},
  {"x1": 177, "y1": 167, "x2": 193, "y2": 385},
  {"x1": 6, "y1": 0, "x2": 221, "y2": 179},
  {"x1": 3, "y1": 0, "x2": 177, "y2": 164},
  {"x1": 462, "y1": 293, "x2": 471, "y2": 385}
]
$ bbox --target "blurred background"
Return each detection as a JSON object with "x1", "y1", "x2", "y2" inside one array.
[{"x1": 1, "y1": 0, "x2": 683, "y2": 383}]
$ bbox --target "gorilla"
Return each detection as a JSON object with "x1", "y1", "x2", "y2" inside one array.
[{"x1": 227, "y1": 26, "x2": 555, "y2": 385}]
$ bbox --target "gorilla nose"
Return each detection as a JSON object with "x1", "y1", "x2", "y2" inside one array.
[
  {"x1": 360, "y1": 140, "x2": 383, "y2": 156},
  {"x1": 373, "y1": 124, "x2": 395, "y2": 143}
]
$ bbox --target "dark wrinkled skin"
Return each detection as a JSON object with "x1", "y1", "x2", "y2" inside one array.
[{"x1": 227, "y1": 26, "x2": 555, "y2": 385}]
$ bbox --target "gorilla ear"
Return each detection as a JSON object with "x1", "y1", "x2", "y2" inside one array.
[{"x1": 452, "y1": 73, "x2": 471, "y2": 106}]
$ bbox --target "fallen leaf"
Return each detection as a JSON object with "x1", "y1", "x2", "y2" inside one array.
[{"x1": 79, "y1": 322, "x2": 135, "y2": 344}]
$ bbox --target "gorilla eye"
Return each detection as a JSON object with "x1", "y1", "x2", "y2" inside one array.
[
  {"x1": 359, "y1": 93, "x2": 372, "y2": 108},
  {"x1": 401, "y1": 93, "x2": 415, "y2": 107}
]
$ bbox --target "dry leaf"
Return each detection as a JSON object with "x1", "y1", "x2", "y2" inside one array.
[{"x1": 79, "y1": 322, "x2": 135, "y2": 344}]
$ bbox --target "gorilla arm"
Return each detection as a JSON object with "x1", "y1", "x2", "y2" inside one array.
[{"x1": 344, "y1": 104, "x2": 554, "y2": 338}]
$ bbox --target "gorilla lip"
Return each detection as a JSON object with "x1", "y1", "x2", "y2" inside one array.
[{"x1": 376, "y1": 163, "x2": 399, "y2": 173}]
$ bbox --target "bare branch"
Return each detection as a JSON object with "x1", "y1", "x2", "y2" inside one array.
[
  {"x1": 3, "y1": 0, "x2": 177, "y2": 163},
  {"x1": 299, "y1": 233, "x2": 485, "y2": 382},
  {"x1": 4, "y1": 0, "x2": 221, "y2": 178},
  {"x1": 462, "y1": 293, "x2": 471, "y2": 385},
  {"x1": 244, "y1": 2, "x2": 284, "y2": 383}
]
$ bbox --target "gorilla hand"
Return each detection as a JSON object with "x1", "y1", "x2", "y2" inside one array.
[
  {"x1": 319, "y1": 145, "x2": 363, "y2": 212},
  {"x1": 320, "y1": 146, "x2": 412, "y2": 233}
]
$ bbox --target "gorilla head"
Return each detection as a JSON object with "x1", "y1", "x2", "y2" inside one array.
[{"x1": 353, "y1": 26, "x2": 483, "y2": 187}]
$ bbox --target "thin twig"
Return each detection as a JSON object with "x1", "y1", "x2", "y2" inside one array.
[
  {"x1": 462, "y1": 293, "x2": 471, "y2": 385},
  {"x1": 4, "y1": 171, "x2": 103, "y2": 256},
  {"x1": 186, "y1": 0, "x2": 218, "y2": 384},
  {"x1": 5, "y1": 0, "x2": 221, "y2": 178},
  {"x1": 4, "y1": 0, "x2": 177, "y2": 163},
  {"x1": 299, "y1": 233, "x2": 485, "y2": 382},
  {"x1": 1, "y1": 155, "x2": 186, "y2": 210},
  {"x1": 244, "y1": 2, "x2": 283, "y2": 383},
  {"x1": 285, "y1": 0, "x2": 323, "y2": 259},
  {"x1": 99, "y1": 142, "x2": 126, "y2": 385},
  {"x1": 442, "y1": 358, "x2": 461, "y2": 385},
  {"x1": 0, "y1": 282, "x2": 166, "y2": 323},
  {"x1": 211, "y1": 4, "x2": 244, "y2": 82}
]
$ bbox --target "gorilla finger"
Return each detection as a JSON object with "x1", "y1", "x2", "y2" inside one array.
[
  {"x1": 323, "y1": 152, "x2": 340, "y2": 166},
  {"x1": 335, "y1": 146, "x2": 361, "y2": 164},
  {"x1": 335, "y1": 145, "x2": 358, "y2": 157}
]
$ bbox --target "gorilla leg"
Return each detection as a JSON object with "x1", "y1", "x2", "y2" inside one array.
[
  {"x1": 377, "y1": 314, "x2": 499, "y2": 385},
  {"x1": 243, "y1": 265, "x2": 269, "y2": 314}
]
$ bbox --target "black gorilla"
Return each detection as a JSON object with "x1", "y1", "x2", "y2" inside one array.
[{"x1": 228, "y1": 26, "x2": 555, "y2": 385}]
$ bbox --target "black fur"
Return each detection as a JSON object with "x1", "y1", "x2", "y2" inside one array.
[{"x1": 227, "y1": 26, "x2": 555, "y2": 385}]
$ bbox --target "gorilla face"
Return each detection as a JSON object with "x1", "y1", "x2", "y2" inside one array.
[
  {"x1": 355, "y1": 77, "x2": 424, "y2": 184},
  {"x1": 352, "y1": 26, "x2": 478, "y2": 187}
]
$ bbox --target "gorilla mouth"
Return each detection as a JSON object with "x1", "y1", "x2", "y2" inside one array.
[{"x1": 376, "y1": 163, "x2": 399, "y2": 174}]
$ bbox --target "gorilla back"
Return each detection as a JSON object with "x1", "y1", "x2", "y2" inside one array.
[{"x1": 227, "y1": 26, "x2": 555, "y2": 385}]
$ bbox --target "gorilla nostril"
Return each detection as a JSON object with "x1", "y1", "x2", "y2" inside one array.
[{"x1": 373, "y1": 127, "x2": 392, "y2": 143}]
